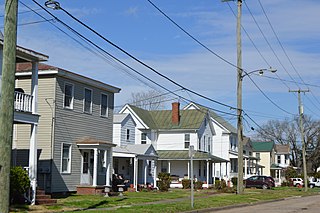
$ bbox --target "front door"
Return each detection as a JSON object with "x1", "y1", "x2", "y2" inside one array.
[{"x1": 81, "y1": 150, "x2": 92, "y2": 185}]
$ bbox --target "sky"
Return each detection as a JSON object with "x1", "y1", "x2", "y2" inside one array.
[{"x1": 1, "y1": 0, "x2": 320, "y2": 135}]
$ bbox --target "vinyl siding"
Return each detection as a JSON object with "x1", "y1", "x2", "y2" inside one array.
[
  {"x1": 52, "y1": 76, "x2": 115, "y2": 192},
  {"x1": 120, "y1": 115, "x2": 135, "y2": 146}
]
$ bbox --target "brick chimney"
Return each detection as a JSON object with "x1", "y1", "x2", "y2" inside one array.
[{"x1": 172, "y1": 102, "x2": 180, "y2": 125}]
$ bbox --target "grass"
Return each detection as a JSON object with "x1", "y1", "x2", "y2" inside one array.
[{"x1": 10, "y1": 187, "x2": 320, "y2": 213}]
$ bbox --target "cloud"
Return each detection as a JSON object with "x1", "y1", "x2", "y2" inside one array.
[{"x1": 124, "y1": 6, "x2": 139, "y2": 16}]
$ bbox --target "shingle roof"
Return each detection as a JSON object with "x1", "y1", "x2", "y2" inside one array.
[
  {"x1": 275, "y1": 144, "x2": 290, "y2": 154},
  {"x1": 128, "y1": 104, "x2": 207, "y2": 130},
  {"x1": 157, "y1": 150, "x2": 228, "y2": 162},
  {"x1": 113, "y1": 113, "x2": 130, "y2": 123},
  {"x1": 251, "y1": 141, "x2": 274, "y2": 152}
]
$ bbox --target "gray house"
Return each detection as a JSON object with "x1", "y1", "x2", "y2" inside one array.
[{"x1": 13, "y1": 62, "x2": 120, "y2": 194}]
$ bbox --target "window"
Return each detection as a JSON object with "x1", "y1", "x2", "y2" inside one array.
[
  {"x1": 100, "y1": 94, "x2": 108, "y2": 117},
  {"x1": 203, "y1": 136, "x2": 206, "y2": 151},
  {"x1": 256, "y1": 152, "x2": 260, "y2": 160},
  {"x1": 84, "y1": 88, "x2": 92, "y2": 113},
  {"x1": 198, "y1": 138, "x2": 201, "y2": 150},
  {"x1": 208, "y1": 137, "x2": 211, "y2": 152},
  {"x1": 141, "y1": 133, "x2": 147, "y2": 144},
  {"x1": 184, "y1": 134, "x2": 190, "y2": 148},
  {"x1": 126, "y1": 129, "x2": 130, "y2": 141},
  {"x1": 61, "y1": 143, "x2": 71, "y2": 173},
  {"x1": 64, "y1": 83, "x2": 74, "y2": 109},
  {"x1": 277, "y1": 155, "x2": 281, "y2": 164}
]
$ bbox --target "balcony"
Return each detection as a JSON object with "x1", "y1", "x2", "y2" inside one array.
[{"x1": 14, "y1": 91, "x2": 33, "y2": 113}]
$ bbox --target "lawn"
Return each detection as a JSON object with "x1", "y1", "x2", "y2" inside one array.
[{"x1": 10, "y1": 187, "x2": 320, "y2": 213}]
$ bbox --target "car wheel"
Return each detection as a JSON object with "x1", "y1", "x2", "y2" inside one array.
[
  {"x1": 262, "y1": 184, "x2": 268, "y2": 190},
  {"x1": 310, "y1": 184, "x2": 314, "y2": 188}
]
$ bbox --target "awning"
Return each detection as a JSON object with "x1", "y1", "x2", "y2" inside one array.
[
  {"x1": 113, "y1": 144, "x2": 158, "y2": 160},
  {"x1": 76, "y1": 137, "x2": 115, "y2": 150},
  {"x1": 157, "y1": 150, "x2": 229, "y2": 162}
]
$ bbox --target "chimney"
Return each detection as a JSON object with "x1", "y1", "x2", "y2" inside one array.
[{"x1": 172, "y1": 102, "x2": 180, "y2": 125}]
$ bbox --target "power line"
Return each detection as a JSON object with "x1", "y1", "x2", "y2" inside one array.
[
  {"x1": 0, "y1": 18, "x2": 55, "y2": 28},
  {"x1": 30, "y1": 0, "x2": 237, "y2": 118}
]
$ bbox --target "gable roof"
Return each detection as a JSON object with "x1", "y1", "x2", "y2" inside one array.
[
  {"x1": 275, "y1": 144, "x2": 290, "y2": 154},
  {"x1": 127, "y1": 104, "x2": 208, "y2": 130},
  {"x1": 251, "y1": 141, "x2": 274, "y2": 152},
  {"x1": 113, "y1": 113, "x2": 130, "y2": 124},
  {"x1": 184, "y1": 102, "x2": 237, "y2": 133}
]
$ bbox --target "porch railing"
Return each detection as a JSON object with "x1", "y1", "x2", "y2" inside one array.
[{"x1": 14, "y1": 91, "x2": 33, "y2": 113}]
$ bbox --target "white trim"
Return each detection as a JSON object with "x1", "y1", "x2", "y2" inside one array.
[
  {"x1": 63, "y1": 82, "x2": 74, "y2": 110},
  {"x1": 83, "y1": 87, "x2": 93, "y2": 114},
  {"x1": 100, "y1": 93, "x2": 109, "y2": 118},
  {"x1": 61, "y1": 143, "x2": 72, "y2": 174},
  {"x1": 15, "y1": 70, "x2": 58, "y2": 76}
]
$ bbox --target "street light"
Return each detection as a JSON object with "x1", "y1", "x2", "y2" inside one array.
[{"x1": 237, "y1": 67, "x2": 277, "y2": 194}]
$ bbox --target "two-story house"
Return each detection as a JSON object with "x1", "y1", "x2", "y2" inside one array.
[
  {"x1": 1, "y1": 40, "x2": 48, "y2": 204},
  {"x1": 115, "y1": 102, "x2": 228, "y2": 189},
  {"x1": 13, "y1": 62, "x2": 120, "y2": 195},
  {"x1": 251, "y1": 141, "x2": 275, "y2": 176},
  {"x1": 271, "y1": 144, "x2": 290, "y2": 185}
]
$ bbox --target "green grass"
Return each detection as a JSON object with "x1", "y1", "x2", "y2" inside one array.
[{"x1": 12, "y1": 187, "x2": 320, "y2": 213}]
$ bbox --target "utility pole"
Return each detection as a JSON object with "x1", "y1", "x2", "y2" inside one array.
[
  {"x1": 289, "y1": 89, "x2": 309, "y2": 192},
  {"x1": 0, "y1": 0, "x2": 18, "y2": 212},
  {"x1": 236, "y1": 0, "x2": 243, "y2": 195},
  {"x1": 189, "y1": 145, "x2": 195, "y2": 208}
]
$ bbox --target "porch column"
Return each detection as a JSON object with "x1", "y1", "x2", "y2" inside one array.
[
  {"x1": 105, "y1": 149, "x2": 112, "y2": 186},
  {"x1": 31, "y1": 62, "x2": 38, "y2": 113},
  {"x1": 206, "y1": 160, "x2": 209, "y2": 185},
  {"x1": 187, "y1": 161, "x2": 190, "y2": 179},
  {"x1": 244, "y1": 158, "x2": 248, "y2": 178},
  {"x1": 219, "y1": 162, "x2": 222, "y2": 180},
  {"x1": 278, "y1": 170, "x2": 281, "y2": 185},
  {"x1": 133, "y1": 157, "x2": 138, "y2": 190},
  {"x1": 29, "y1": 124, "x2": 38, "y2": 205},
  {"x1": 213, "y1": 163, "x2": 216, "y2": 184},
  {"x1": 225, "y1": 162, "x2": 228, "y2": 178},
  {"x1": 153, "y1": 160, "x2": 157, "y2": 187},
  {"x1": 168, "y1": 161, "x2": 171, "y2": 174},
  {"x1": 93, "y1": 148, "x2": 98, "y2": 186},
  {"x1": 144, "y1": 160, "x2": 148, "y2": 185}
]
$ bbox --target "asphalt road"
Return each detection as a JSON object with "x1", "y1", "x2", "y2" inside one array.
[{"x1": 208, "y1": 195, "x2": 320, "y2": 213}]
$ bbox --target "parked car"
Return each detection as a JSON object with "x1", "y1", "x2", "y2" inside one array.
[
  {"x1": 309, "y1": 177, "x2": 320, "y2": 188},
  {"x1": 290, "y1": 178, "x2": 304, "y2": 187},
  {"x1": 245, "y1": 175, "x2": 275, "y2": 189}
]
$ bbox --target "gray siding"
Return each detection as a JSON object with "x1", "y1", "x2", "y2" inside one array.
[
  {"x1": 52, "y1": 76, "x2": 115, "y2": 192},
  {"x1": 120, "y1": 115, "x2": 135, "y2": 146}
]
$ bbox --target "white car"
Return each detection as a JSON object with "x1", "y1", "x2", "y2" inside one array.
[
  {"x1": 290, "y1": 178, "x2": 304, "y2": 187},
  {"x1": 309, "y1": 177, "x2": 320, "y2": 188}
]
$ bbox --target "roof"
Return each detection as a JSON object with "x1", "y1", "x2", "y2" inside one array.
[
  {"x1": 251, "y1": 141, "x2": 274, "y2": 152},
  {"x1": 76, "y1": 137, "x2": 115, "y2": 147},
  {"x1": 128, "y1": 104, "x2": 207, "y2": 130},
  {"x1": 183, "y1": 103, "x2": 237, "y2": 133},
  {"x1": 16, "y1": 62, "x2": 121, "y2": 93},
  {"x1": 275, "y1": 144, "x2": 290, "y2": 154},
  {"x1": 113, "y1": 144, "x2": 157, "y2": 157},
  {"x1": 113, "y1": 113, "x2": 130, "y2": 123},
  {"x1": 157, "y1": 150, "x2": 229, "y2": 162}
]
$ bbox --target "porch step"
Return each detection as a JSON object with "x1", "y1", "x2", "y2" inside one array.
[{"x1": 36, "y1": 189, "x2": 57, "y2": 205}]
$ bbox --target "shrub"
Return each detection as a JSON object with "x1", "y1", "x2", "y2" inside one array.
[
  {"x1": 281, "y1": 181, "x2": 290, "y2": 187},
  {"x1": 214, "y1": 179, "x2": 226, "y2": 190},
  {"x1": 194, "y1": 181, "x2": 203, "y2": 190},
  {"x1": 157, "y1": 172, "x2": 171, "y2": 192},
  {"x1": 284, "y1": 166, "x2": 298, "y2": 179},
  {"x1": 182, "y1": 179, "x2": 191, "y2": 189},
  {"x1": 10, "y1": 166, "x2": 30, "y2": 204},
  {"x1": 231, "y1": 177, "x2": 237, "y2": 186}
]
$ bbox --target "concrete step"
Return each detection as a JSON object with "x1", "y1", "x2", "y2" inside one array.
[
  {"x1": 36, "y1": 194, "x2": 51, "y2": 200},
  {"x1": 36, "y1": 198, "x2": 57, "y2": 205}
]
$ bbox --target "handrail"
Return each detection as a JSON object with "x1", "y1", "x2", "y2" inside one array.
[{"x1": 14, "y1": 91, "x2": 33, "y2": 113}]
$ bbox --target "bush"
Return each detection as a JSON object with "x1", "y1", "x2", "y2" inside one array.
[
  {"x1": 231, "y1": 177, "x2": 237, "y2": 186},
  {"x1": 281, "y1": 181, "x2": 290, "y2": 187},
  {"x1": 284, "y1": 166, "x2": 298, "y2": 179},
  {"x1": 182, "y1": 179, "x2": 191, "y2": 189},
  {"x1": 10, "y1": 166, "x2": 30, "y2": 204},
  {"x1": 194, "y1": 181, "x2": 203, "y2": 190},
  {"x1": 214, "y1": 179, "x2": 226, "y2": 190},
  {"x1": 157, "y1": 172, "x2": 171, "y2": 192}
]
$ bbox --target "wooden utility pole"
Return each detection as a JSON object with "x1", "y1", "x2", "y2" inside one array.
[
  {"x1": 289, "y1": 89, "x2": 309, "y2": 192},
  {"x1": 0, "y1": 0, "x2": 18, "y2": 212}
]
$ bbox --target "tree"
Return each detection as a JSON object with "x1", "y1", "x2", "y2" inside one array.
[
  {"x1": 128, "y1": 90, "x2": 168, "y2": 110},
  {"x1": 254, "y1": 116, "x2": 320, "y2": 172}
]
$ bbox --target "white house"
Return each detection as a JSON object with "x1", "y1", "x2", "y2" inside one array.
[{"x1": 115, "y1": 102, "x2": 228, "y2": 189}]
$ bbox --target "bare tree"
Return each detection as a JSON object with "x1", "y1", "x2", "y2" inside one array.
[
  {"x1": 128, "y1": 90, "x2": 168, "y2": 110},
  {"x1": 254, "y1": 116, "x2": 320, "y2": 171}
]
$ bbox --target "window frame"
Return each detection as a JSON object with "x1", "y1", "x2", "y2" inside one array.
[
  {"x1": 61, "y1": 143, "x2": 72, "y2": 174},
  {"x1": 83, "y1": 88, "x2": 93, "y2": 114},
  {"x1": 100, "y1": 93, "x2": 108, "y2": 117},
  {"x1": 184, "y1": 133, "x2": 190, "y2": 149},
  {"x1": 126, "y1": 129, "x2": 130, "y2": 141},
  {"x1": 141, "y1": 133, "x2": 147, "y2": 144},
  {"x1": 63, "y1": 82, "x2": 74, "y2": 109}
]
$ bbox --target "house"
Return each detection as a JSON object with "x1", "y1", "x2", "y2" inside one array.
[
  {"x1": 115, "y1": 102, "x2": 228, "y2": 188},
  {"x1": 271, "y1": 144, "x2": 290, "y2": 185},
  {"x1": 1, "y1": 40, "x2": 48, "y2": 204},
  {"x1": 251, "y1": 141, "x2": 275, "y2": 176},
  {"x1": 113, "y1": 113, "x2": 158, "y2": 190},
  {"x1": 13, "y1": 62, "x2": 120, "y2": 195}
]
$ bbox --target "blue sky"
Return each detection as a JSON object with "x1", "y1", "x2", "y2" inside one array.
[{"x1": 1, "y1": 0, "x2": 320, "y2": 134}]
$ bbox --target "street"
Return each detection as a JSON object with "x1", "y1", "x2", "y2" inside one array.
[{"x1": 210, "y1": 195, "x2": 320, "y2": 213}]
